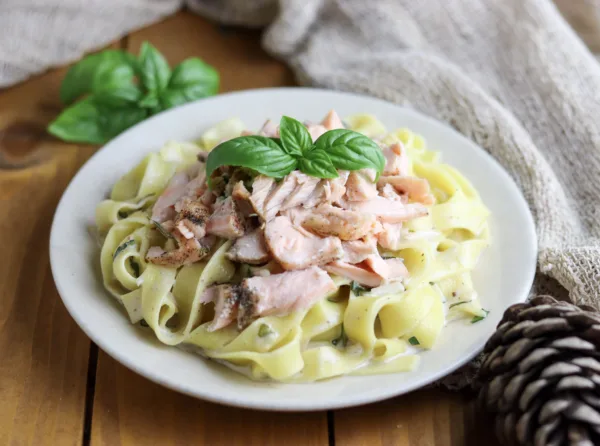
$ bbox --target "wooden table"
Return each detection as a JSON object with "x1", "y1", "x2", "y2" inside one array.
[{"x1": 0, "y1": 11, "x2": 498, "y2": 446}]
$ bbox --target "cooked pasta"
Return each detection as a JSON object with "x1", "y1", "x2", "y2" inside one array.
[{"x1": 95, "y1": 111, "x2": 490, "y2": 382}]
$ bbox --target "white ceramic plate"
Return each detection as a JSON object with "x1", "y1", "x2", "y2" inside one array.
[{"x1": 50, "y1": 88, "x2": 537, "y2": 411}]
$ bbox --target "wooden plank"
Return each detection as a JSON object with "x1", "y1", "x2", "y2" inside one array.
[
  {"x1": 92, "y1": 351, "x2": 328, "y2": 446},
  {"x1": 333, "y1": 389, "x2": 500, "y2": 446},
  {"x1": 0, "y1": 57, "x2": 103, "y2": 444},
  {"x1": 89, "y1": 11, "x2": 327, "y2": 446}
]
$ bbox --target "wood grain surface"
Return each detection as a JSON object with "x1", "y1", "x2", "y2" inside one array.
[
  {"x1": 0, "y1": 63, "x2": 99, "y2": 445},
  {"x1": 0, "y1": 10, "x2": 498, "y2": 446}
]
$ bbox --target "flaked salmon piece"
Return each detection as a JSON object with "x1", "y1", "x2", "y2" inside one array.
[
  {"x1": 363, "y1": 254, "x2": 407, "y2": 281},
  {"x1": 232, "y1": 180, "x2": 251, "y2": 201},
  {"x1": 237, "y1": 266, "x2": 336, "y2": 328},
  {"x1": 201, "y1": 284, "x2": 241, "y2": 332},
  {"x1": 302, "y1": 180, "x2": 328, "y2": 209},
  {"x1": 343, "y1": 196, "x2": 428, "y2": 223},
  {"x1": 174, "y1": 199, "x2": 211, "y2": 240},
  {"x1": 377, "y1": 222, "x2": 404, "y2": 250},
  {"x1": 199, "y1": 188, "x2": 216, "y2": 207},
  {"x1": 206, "y1": 196, "x2": 245, "y2": 239},
  {"x1": 281, "y1": 173, "x2": 320, "y2": 210},
  {"x1": 258, "y1": 119, "x2": 279, "y2": 138},
  {"x1": 385, "y1": 258, "x2": 409, "y2": 279},
  {"x1": 321, "y1": 110, "x2": 344, "y2": 130},
  {"x1": 231, "y1": 181, "x2": 255, "y2": 218},
  {"x1": 323, "y1": 261, "x2": 382, "y2": 288},
  {"x1": 302, "y1": 204, "x2": 378, "y2": 241},
  {"x1": 326, "y1": 171, "x2": 350, "y2": 204},
  {"x1": 280, "y1": 206, "x2": 311, "y2": 226},
  {"x1": 302, "y1": 172, "x2": 350, "y2": 209},
  {"x1": 226, "y1": 229, "x2": 270, "y2": 265},
  {"x1": 383, "y1": 142, "x2": 410, "y2": 176},
  {"x1": 341, "y1": 238, "x2": 378, "y2": 264},
  {"x1": 152, "y1": 172, "x2": 189, "y2": 223},
  {"x1": 264, "y1": 216, "x2": 343, "y2": 270},
  {"x1": 174, "y1": 169, "x2": 208, "y2": 212},
  {"x1": 249, "y1": 176, "x2": 275, "y2": 219},
  {"x1": 345, "y1": 170, "x2": 378, "y2": 201},
  {"x1": 146, "y1": 233, "x2": 213, "y2": 267},
  {"x1": 379, "y1": 183, "x2": 408, "y2": 203},
  {"x1": 307, "y1": 124, "x2": 327, "y2": 141},
  {"x1": 263, "y1": 174, "x2": 298, "y2": 221},
  {"x1": 378, "y1": 176, "x2": 435, "y2": 205}
]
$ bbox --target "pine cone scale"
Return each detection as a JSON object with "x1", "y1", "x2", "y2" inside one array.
[{"x1": 478, "y1": 295, "x2": 600, "y2": 445}]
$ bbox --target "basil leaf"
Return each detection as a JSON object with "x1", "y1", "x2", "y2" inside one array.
[
  {"x1": 279, "y1": 116, "x2": 312, "y2": 156},
  {"x1": 48, "y1": 97, "x2": 147, "y2": 144},
  {"x1": 297, "y1": 149, "x2": 338, "y2": 179},
  {"x1": 95, "y1": 84, "x2": 144, "y2": 107},
  {"x1": 138, "y1": 42, "x2": 171, "y2": 92},
  {"x1": 60, "y1": 50, "x2": 138, "y2": 104},
  {"x1": 206, "y1": 136, "x2": 297, "y2": 181},
  {"x1": 159, "y1": 58, "x2": 219, "y2": 110},
  {"x1": 314, "y1": 129, "x2": 385, "y2": 179}
]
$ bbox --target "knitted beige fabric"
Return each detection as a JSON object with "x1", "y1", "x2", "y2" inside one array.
[{"x1": 1, "y1": 2, "x2": 598, "y2": 305}]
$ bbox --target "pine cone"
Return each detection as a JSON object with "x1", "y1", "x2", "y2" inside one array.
[{"x1": 478, "y1": 296, "x2": 600, "y2": 446}]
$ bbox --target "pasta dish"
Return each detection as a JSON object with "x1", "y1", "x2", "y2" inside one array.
[{"x1": 96, "y1": 110, "x2": 490, "y2": 382}]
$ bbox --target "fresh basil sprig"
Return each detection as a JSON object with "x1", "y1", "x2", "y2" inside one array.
[
  {"x1": 48, "y1": 42, "x2": 219, "y2": 144},
  {"x1": 206, "y1": 116, "x2": 385, "y2": 182}
]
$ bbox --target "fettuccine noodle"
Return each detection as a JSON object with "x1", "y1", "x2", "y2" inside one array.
[{"x1": 95, "y1": 114, "x2": 490, "y2": 382}]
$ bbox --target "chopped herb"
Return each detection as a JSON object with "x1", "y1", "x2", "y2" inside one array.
[
  {"x1": 113, "y1": 239, "x2": 135, "y2": 259},
  {"x1": 258, "y1": 324, "x2": 274, "y2": 337},
  {"x1": 140, "y1": 319, "x2": 149, "y2": 327},
  {"x1": 332, "y1": 324, "x2": 348, "y2": 348},
  {"x1": 152, "y1": 220, "x2": 174, "y2": 239},
  {"x1": 471, "y1": 309, "x2": 490, "y2": 324},
  {"x1": 429, "y1": 281, "x2": 435, "y2": 286},
  {"x1": 408, "y1": 336, "x2": 420, "y2": 346},
  {"x1": 350, "y1": 281, "x2": 369, "y2": 296},
  {"x1": 239, "y1": 264, "x2": 252, "y2": 278},
  {"x1": 449, "y1": 300, "x2": 472, "y2": 309},
  {"x1": 129, "y1": 258, "x2": 140, "y2": 278},
  {"x1": 408, "y1": 229, "x2": 415, "y2": 233},
  {"x1": 118, "y1": 209, "x2": 130, "y2": 219}
]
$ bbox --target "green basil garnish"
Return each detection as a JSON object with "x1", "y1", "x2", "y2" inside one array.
[
  {"x1": 206, "y1": 116, "x2": 385, "y2": 183},
  {"x1": 258, "y1": 324, "x2": 274, "y2": 337},
  {"x1": 279, "y1": 115, "x2": 312, "y2": 156},
  {"x1": 48, "y1": 42, "x2": 219, "y2": 144},
  {"x1": 206, "y1": 136, "x2": 297, "y2": 181},
  {"x1": 471, "y1": 309, "x2": 490, "y2": 324},
  {"x1": 113, "y1": 239, "x2": 135, "y2": 260},
  {"x1": 313, "y1": 128, "x2": 385, "y2": 180},
  {"x1": 408, "y1": 336, "x2": 420, "y2": 346},
  {"x1": 297, "y1": 149, "x2": 338, "y2": 179}
]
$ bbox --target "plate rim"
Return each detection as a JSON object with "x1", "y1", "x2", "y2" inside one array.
[{"x1": 49, "y1": 86, "x2": 537, "y2": 411}]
